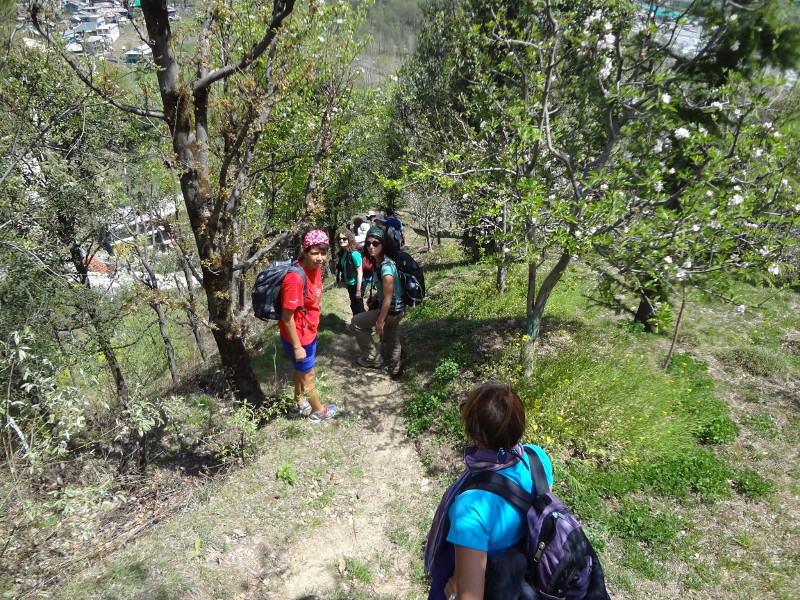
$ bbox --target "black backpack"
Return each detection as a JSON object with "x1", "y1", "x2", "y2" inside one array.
[
  {"x1": 252, "y1": 259, "x2": 307, "y2": 321},
  {"x1": 393, "y1": 251, "x2": 425, "y2": 307},
  {"x1": 459, "y1": 447, "x2": 610, "y2": 600}
]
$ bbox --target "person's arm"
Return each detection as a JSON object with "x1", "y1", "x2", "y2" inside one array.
[
  {"x1": 355, "y1": 265, "x2": 363, "y2": 298},
  {"x1": 279, "y1": 308, "x2": 306, "y2": 361},
  {"x1": 444, "y1": 545, "x2": 487, "y2": 600},
  {"x1": 375, "y1": 273, "x2": 393, "y2": 334}
]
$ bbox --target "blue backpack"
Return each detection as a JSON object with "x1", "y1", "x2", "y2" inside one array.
[
  {"x1": 430, "y1": 448, "x2": 610, "y2": 600},
  {"x1": 252, "y1": 259, "x2": 307, "y2": 321}
]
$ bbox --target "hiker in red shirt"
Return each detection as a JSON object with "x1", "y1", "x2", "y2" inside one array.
[{"x1": 279, "y1": 229, "x2": 337, "y2": 423}]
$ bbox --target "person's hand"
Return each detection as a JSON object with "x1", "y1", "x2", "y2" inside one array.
[
  {"x1": 375, "y1": 320, "x2": 385, "y2": 334},
  {"x1": 444, "y1": 576, "x2": 456, "y2": 599},
  {"x1": 355, "y1": 291, "x2": 362, "y2": 299},
  {"x1": 293, "y1": 346, "x2": 306, "y2": 361}
]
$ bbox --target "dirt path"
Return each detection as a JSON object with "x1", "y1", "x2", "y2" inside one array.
[{"x1": 214, "y1": 288, "x2": 438, "y2": 600}]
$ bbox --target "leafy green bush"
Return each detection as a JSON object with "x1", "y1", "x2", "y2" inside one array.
[
  {"x1": 404, "y1": 391, "x2": 444, "y2": 436},
  {"x1": 636, "y1": 449, "x2": 733, "y2": 501},
  {"x1": 432, "y1": 358, "x2": 460, "y2": 384},
  {"x1": 698, "y1": 415, "x2": 740, "y2": 444},
  {"x1": 733, "y1": 468, "x2": 774, "y2": 499}
]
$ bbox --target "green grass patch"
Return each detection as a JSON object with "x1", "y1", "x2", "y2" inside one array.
[{"x1": 716, "y1": 344, "x2": 791, "y2": 377}]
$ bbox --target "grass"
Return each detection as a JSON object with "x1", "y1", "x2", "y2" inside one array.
[
  {"x1": 13, "y1": 241, "x2": 798, "y2": 600},
  {"x1": 399, "y1": 252, "x2": 799, "y2": 598}
]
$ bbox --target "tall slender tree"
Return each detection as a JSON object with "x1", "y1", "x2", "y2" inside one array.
[{"x1": 29, "y1": 0, "x2": 368, "y2": 404}]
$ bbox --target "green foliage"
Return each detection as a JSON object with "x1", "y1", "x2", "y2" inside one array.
[
  {"x1": 432, "y1": 358, "x2": 460, "y2": 384},
  {"x1": 397, "y1": 0, "x2": 800, "y2": 341},
  {"x1": 717, "y1": 345, "x2": 791, "y2": 377},
  {"x1": 733, "y1": 467, "x2": 775, "y2": 500},
  {"x1": 610, "y1": 500, "x2": 683, "y2": 549},
  {"x1": 404, "y1": 390, "x2": 446, "y2": 436},
  {"x1": 276, "y1": 460, "x2": 298, "y2": 485},
  {"x1": 342, "y1": 557, "x2": 373, "y2": 583},
  {"x1": 698, "y1": 415, "x2": 740, "y2": 445}
]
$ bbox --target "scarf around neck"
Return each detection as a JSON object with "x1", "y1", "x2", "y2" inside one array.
[{"x1": 423, "y1": 443, "x2": 525, "y2": 575}]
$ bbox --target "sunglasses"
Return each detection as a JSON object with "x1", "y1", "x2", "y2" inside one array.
[
  {"x1": 365, "y1": 240, "x2": 382, "y2": 247},
  {"x1": 337, "y1": 237, "x2": 348, "y2": 241}
]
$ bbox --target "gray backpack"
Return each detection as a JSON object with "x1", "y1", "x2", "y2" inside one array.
[{"x1": 252, "y1": 259, "x2": 306, "y2": 321}]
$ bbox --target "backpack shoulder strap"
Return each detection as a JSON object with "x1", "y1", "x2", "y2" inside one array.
[
  {"x1": 460, "y1": 471, "x2": 534, "y2": 514},
  {"x1": 288, "y1": 263, "x2": 308, "y2": 313},
  {"x1": 524, "y1": 446, "x2": 550, "y2": 497}
]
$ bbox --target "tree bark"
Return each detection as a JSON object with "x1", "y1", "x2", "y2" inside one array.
[
  {"x1": 524, "y1": 252, "x2": 571, "y2": 375},
  {"x1": 137, "y1": 0, "x2": 298, "y2": 405}
]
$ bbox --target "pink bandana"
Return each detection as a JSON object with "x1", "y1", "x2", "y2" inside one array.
[{"x1": 302, "y1": 229, "x2": 329, "y2": 248}]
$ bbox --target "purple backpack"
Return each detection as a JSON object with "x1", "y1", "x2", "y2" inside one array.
[{"x1": 459, "y1": 447, "x2": 610, "y2": 600}]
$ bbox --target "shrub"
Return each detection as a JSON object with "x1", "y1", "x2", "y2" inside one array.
[{"x1": 733, "y1": 468, "x2": 774, "y2": 499}]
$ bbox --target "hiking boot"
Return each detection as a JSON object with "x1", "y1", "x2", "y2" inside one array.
[
  {"x1": 357, "y1": 356, "x2": 385, "y2": 369},
  {"x1": 309, "y1": 404, "x2": 337, "y2": 424},
  {"x1": 288, "y1": 400, "x2": 312, "y2": 418}
]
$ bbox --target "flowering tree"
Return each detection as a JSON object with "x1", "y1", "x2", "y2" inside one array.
[
  {"x1": 398, "y1": 0, "x2": 800, "y2": 372},
  {"x1": 28, "y1": 0, "x2": 368, "y2": 404}
]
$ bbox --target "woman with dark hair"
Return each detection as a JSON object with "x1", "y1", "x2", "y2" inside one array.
[
  {"x1": 351, "y1": 226, "x2": 404, "y2": 378},
  {"x1": 425, "y1": 382, "x2": 553, "y2": 600},
  {"x1": 335, "y1": 229, "x2": 364, "y2": 316},
  {"x1": 278, "y1": 230, "x2": 337, "y2": 423}
]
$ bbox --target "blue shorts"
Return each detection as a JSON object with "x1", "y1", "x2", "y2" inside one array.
[{"x1": 281, "y1": 336, "x2": 317, "y2": 373}]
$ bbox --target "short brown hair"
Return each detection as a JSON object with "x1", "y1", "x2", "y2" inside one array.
[{"x1": 461, "y1": 382, "x2": 525, "y2": 450}]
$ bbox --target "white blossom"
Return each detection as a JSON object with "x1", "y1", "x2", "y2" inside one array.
[
  {"x1": 768, "y1": 264, "x2": 780, "y2": 276},
  {"x1": 728, "y1": 194, "x2": 744, "y2": 206},
  {"x1": 668, "y1": 168, "x2": 676, "y2": 174},
  {"x1": 691, "y1": 224, "x2": 700, "y2": 232},
  {"x1": 706, "y1": 190, "x2": 713, "y2": 197},
  {"x1": 675, "y1": 270, "x2": 685, "y2": 280},
  {"x1": 759, "y1": 247, "x2": 770, "y2": 256},
  {"x1": 710, "y1": 221, "x2": 721, "y2": 229},
  {"x1": 710, "y1": 209, "x2": 717, "y2": 217},
  {"x1": 682, "y1": 259, "x2": 692, "y2": 269},
  {"x1": 674, "y1": 127, "x2": 691, "y2": 139},
  {"x1": 764, "y1": 121, "x2": 773, "y2": 130},
  {"x1": 654, "y1": 181, "x2": 664, "y2": 192},
  {"x1": 754, "y1": 148, "x2": 763, "y2": 157},
  {"x1": 710, "y1": 101, "x2": 724, "y2": 109},
  {"x1": 736, "y1": 305, "x2": 746, "y2": 313},
  {"x1": 794, "y1": 204, "x2": 800, "y2": 212},
  {"x1": 662, "y1": 93, "x2": 671, "y2": 104},
  {"x1": 663, "y1": 256, "x2": 673, "y2": 264}
]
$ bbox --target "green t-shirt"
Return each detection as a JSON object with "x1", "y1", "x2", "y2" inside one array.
[
  {"x1": 339, "y1": 251, "x2": 362, "y2": 286},
  {"x1": 377, "y1": 257, "x2": 405, "y2": 312}
]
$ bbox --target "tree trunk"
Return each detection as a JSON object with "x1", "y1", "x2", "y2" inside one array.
[
  {"x1": 523, "y1": 252, "x2": 571, "y2": 376},
  {"x1": 634, "y1": 283, "x2": 666, "y2": 333},
  {"x1": 497, "y1": 263, "x2": 507, "y2": 294},
  {"x1": 203, "y1": 266, "x2": 264, "y2": 402},
  {"x1": 52, "y1": 325, "x2": 79, "y2": 388},
  {"x1": 139, "y1": 2, "x2": 267, "y2": 406},
  {"x1": 137, "y1": 245, "x2": 179, "y2": 383},
  {"x1": 150, "y1": 301, "x2": 178, "y2": 383}
]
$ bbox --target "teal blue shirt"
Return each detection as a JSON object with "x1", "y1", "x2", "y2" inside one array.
[
  {"x1": 377, "y1": 257, "x2": 404, "y2": 312},
  {"x1": 339, "y1": 251, "x2": 362, "y2": 286},
  {"x1": 446, "y1": 445, "x2": 553, "y2": 559}
]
